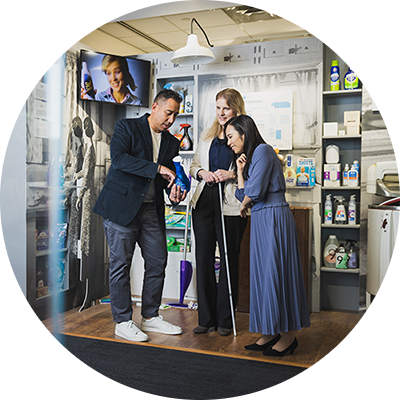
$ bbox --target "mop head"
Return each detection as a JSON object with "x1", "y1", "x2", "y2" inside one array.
[{"x1": 167, "y1": 301, "x2": 198, "y2": 310}]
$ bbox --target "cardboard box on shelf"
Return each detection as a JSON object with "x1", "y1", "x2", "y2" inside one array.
[{"x1": 324, "y1": 122, "x2": 338, "y2": 137}]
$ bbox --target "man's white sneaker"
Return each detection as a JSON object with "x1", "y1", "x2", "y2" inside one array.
[
  {"x1": 141, "y1": 315, "x2": 182, "y2": 335},
  {"x1": 115, "y1": 321, "x2": 149, "y2": 342}
]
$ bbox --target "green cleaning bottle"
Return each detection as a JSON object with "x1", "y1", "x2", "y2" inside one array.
[
  {"x1": 344, "y1": 68, "x2": 359, "y2": 90},
  {"x1": 330, "y1": 60, "x2": 340, "y2": 91}
]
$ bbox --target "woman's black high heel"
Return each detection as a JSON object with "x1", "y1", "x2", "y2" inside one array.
[
  {"x1": 262, "y1": 337, "x2": 298, "y2": 357},
  {"x1": 245, "y1": 335, "x2": 281, "y2": 351}
]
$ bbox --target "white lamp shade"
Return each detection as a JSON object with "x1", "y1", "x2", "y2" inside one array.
[{"x1": 171, "y1": 34, "x2": 215, "y2": 65}]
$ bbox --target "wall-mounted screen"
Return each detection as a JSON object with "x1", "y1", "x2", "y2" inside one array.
[{"x1": 79, "y1": 50, "x2": 151, "y2": 107}]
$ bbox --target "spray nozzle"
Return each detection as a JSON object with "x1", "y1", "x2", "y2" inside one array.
[
  {"x1": 334, "y1": 195, "x2": 345, "y2": 203},
  {"x1": 180, "y1": 124, "x2": 191, "y2": 132}
]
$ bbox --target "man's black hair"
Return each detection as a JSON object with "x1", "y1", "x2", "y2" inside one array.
[{"x1": 153, "y1": 88, "x2": 183, "y2": 105}]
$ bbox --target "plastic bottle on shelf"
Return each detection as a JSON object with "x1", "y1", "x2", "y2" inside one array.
[
  {"x1": 334, "y1": 196, "x2": 347, "y2": 224},
  {"x1": 324, "y1": 235, "x2": 340, "y2": 268},
  {"x1": 342, "y1": 163, "x2": 349, "y2": 186},
  {"x1": 348, "y1": 194, "x2": 356, "y2": 225},
  {"x1": 178, "y1": 88, "x2": 186, "y2": 113},
  {"x1": 346, "y1": 240, "x2": 358, "y2": 269},
  {"x1": 343, "y1": 68, "x2": 359, "y2": 90},
  {"x1": 330, "y1": 60, "x2": 340, "y2": 91},
  {"x1": 352, "y1": 160, "x2": 360, "y2": 177},
  {"x1": 348, "y1": 166, "x2": 358, "y2": 187},
  {"x1": 185, "y1": 94, "x2": 193, "y2": 113},
  {"x1": 324, "y1": 194, "x2": 333, "y2": 225},
  {"x1": 335, "y1": 244, "x2": 348, "y2": 269},
  {"x1": 179, "y1": 124, "x2": 193, "y2": 151},
  {"x1": 284, "y1": 154, "x2": 296, "y2": 187}
]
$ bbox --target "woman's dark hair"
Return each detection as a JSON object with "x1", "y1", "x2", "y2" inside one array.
[{"x1": 224, "y1": 114, "x2": 266, "y2": 180}]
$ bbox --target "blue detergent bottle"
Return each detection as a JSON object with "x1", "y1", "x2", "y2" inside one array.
[{"x1": 173, "y1": 156, "x2": 190, "y2": 193}]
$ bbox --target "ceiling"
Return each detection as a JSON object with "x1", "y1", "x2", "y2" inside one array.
[{"x1": 76, "y1": 2, "x2": 312, "y2": 56}]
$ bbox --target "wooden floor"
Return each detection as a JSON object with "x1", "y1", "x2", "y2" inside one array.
[{"x1": 43, "y1": 299, "x2": 361, "y2": 369}]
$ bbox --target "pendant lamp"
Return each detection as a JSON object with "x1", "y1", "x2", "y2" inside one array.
[{"x1": 171, "y1": 18, "x2": 215, "y2": 65}]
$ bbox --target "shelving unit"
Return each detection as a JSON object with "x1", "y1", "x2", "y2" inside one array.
[
  {"x1": 26, "y1": 203, "x2": 71, "y2": 316},
  {"x1": 321, "y1": 48, "x2": 363, "y2": 311},
  {"x1": 155, "y1": 75, "x2": 197, "y2": 151},
  {"x1": 156, "y1": 74, "x2": 197, "y2": 257}
]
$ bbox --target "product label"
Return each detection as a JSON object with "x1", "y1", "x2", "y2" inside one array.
[
  {"x1": 345, "y1": 71, "x2": 359, "y2": 89},
  {"x1": 284, "y1": 167, "x2": 296, "y2": 187},
  {"x1": 310, "y1": 167, "x2": 316, "y2": 186},
  {"x1": 325, "y1": 209, "x2": 332, "y2": 223},
  {"x1": 324, "y1": 170, "x2": 340, "y2": 181},
  {"x1": 349, "y1": 170, "x2": 357, "y2": 181},
  {"x1": 343, "y1": 170, "x2": 349, "y2": 186},
  {"x1": 336, "y1": 208, "x2": 346, "y2": 221},
  {"x1": 298, "y1": 158, "x2": 315, "y2": 166},
  {"x1": 331, "y1": 67, "x2": 340, "y2": 90},
  {"x1": 296, "y1": 166, "x2": 310, "y2": 186},
  {"x1": 324, "y1": 247, "x2": 337, "y2": 265},
  {"x1": 335, "y1": 252, "x2": 346, "y2": 268}
]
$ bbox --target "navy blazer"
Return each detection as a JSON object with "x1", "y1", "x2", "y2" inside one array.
[{"x1": 93, "y1": 113, "x2": 180, "y2": 228}]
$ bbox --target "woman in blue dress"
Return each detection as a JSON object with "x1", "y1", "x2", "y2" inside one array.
[{"x1": 225, "y1": 115, "x2": 310, "y2": 357}]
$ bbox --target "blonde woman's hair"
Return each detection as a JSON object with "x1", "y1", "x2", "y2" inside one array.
[
  {"x1": 101, "y1": 55, "x2": 137, "y2": 91},
  {"x1": 204, "y1": 88, "x2": 246, "y2": 141}
]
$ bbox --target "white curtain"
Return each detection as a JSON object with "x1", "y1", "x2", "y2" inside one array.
[
  {"x1": 294, "y1": 68, "x2": 319, "y2": 147},
  {"x1": 198, "y1": 68, "x2": 320, "y2": 148}
]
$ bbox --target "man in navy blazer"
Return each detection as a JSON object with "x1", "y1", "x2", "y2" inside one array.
[{"x1": 93, "y1": 89, "x2": 187, "y2": 342}]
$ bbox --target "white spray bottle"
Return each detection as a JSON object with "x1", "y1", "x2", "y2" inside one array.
[
  {"x1": 334, "y1": 195, "x2": 347, "y2": 224},
  {"x1": 324, "y1": 194, "x2": 333, "y2": 224},
  {"x1": 348, "y1": 194, "x2": 356, "y2": 225}
]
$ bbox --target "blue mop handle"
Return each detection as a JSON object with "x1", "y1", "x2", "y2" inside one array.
[{"x1": 183, "y1": 175, "x2": 192, "y2": 260}]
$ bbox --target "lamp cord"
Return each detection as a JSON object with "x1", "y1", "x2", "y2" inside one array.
[{"x1": 191, "y1": 18, "x2": 214, "y2": 47}]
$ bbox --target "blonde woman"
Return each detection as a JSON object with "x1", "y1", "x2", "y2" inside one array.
[
  {"x1": 96, "y1": 55, "x2": 142, "y2": 105},
  {"x1": 189, "y1": 88, "x2": 248, "y2": 336}
]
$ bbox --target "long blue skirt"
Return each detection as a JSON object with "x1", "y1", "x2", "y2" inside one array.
[{"x1": 249, "y1": 203, "x2": 310, "y2": 335}]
